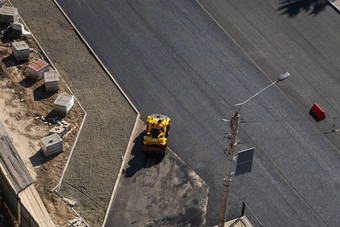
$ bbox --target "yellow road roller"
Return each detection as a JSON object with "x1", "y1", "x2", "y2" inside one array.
[{"x1": 143, "y1": 114, "x2": 171, "y2": 155}]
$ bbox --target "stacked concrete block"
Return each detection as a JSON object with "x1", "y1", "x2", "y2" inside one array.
[
  {"x1": 12, "y1": 41, "x2": 29, "y2": 61},
  {"x1": 27, "y1": 60, "x2": 49, "y2": 80},
  {"x1": 44, "y1": 71, "x2": 60, "y2": 92},
  {"x1": 49, "y1": 120, "x2": 71, "y2": 137},
  {"x1": 54, "y1": 93, "x2": 74, "y2": 115},
  {"x1": 40, "y1": 133, "x2": 63, "y2": 157},
  {"x1": 0, "y1": 0, "x2": 7, "y2": 8},
  {"x1": 0, "y1": 6, "x2": 18, "y2": 23}
]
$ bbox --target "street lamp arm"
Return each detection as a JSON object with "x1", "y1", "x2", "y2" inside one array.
[
  {"x1": 234, "y1": 80, "x2": 277, "y2": 108},
  {"x1": 234, "y1": 72, "x2": 290, "y2": 110}
]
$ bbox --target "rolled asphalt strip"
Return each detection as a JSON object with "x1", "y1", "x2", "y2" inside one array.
[{"x1": 50, "y1": 1, "x2": 210, "y2": 226}]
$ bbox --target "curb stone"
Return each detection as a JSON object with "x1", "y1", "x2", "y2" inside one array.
[{"x1": 51, "y1": 1, "x2": 141, "y2": 226}]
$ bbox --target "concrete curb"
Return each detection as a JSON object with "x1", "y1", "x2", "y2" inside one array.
[
  {"x1": 102, "y1": 119, "x2": 142, "y2": 227},
  {"x1": 52, "y1": 0, "x2": 139, "y2": 114},
  {"x1": 327, "y1": 0, "x2": 340, "y2": 13},
  {"x1": 52, "y1": 1, "x2": 141, "y2": 226},
  {"x1": 51, "y1": 112, "x2": 87, "y2": 192}
]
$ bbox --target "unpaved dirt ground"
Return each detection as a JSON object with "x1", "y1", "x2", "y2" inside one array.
[
  {"x1": 9, "y1": 0, "x2": 137, "y2": 226},
  {"x1": 0, "y1": 22, "x2": 84, "y2": 225}
]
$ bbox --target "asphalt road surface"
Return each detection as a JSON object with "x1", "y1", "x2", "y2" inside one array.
[
  {"x1": 56, "y1": 0, "x2": 340, "y2": 226},
  {"x1": 198, "y1": 0, "x2": 340, "y2": 159}
]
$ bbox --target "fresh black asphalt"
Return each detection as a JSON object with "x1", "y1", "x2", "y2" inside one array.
[
  {"x1": 56, "y1": 0, "x2": 340, "y2": 226},
  {"x1": 198, "y1": 0, "x2": 340, "y2": 156}
]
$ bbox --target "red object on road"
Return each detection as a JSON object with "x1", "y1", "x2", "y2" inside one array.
[{"x1": 310, "y1": 103, "x2": 326, "y2": 120}]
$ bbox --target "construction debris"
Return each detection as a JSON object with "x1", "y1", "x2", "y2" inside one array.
[
  {"x1": 62, "y1": 125, "x2": 77, "y2": 139},
  {"x1": 12, "y1": 40, "x2": 29, "y2": 61},
  {"x1": 0, "y1": 6, "x2": 18, "y2": 23},
  {"x1": 49, "y1": 120, "x2": 71, "y2": 137},
  {"x1": 44, "y1": 116, "x2": 59, "y2": 124},
  {"x1": 54, "y1": 93, "x2": 74, "y2": 116},
  {"x1": 63, "y1": 197, "x2": 76, "y2": 207},
  {"x1": 66, "y1": 218, "x2": 87, "y2": 227},
  {"x1": 44, "y1": 70, "x2": 60, "y2": 92},
  {"x1": 40, "y1": 133, "x2": 63, "y2": 157},
  {"x1": 27, "y1": 60, "x2": 49, "y2": 80}
]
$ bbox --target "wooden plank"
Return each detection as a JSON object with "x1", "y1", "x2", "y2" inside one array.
[
  {"x1": 6, "y1": 139, "x2": 33, "y2": 187},
  {"x1": 29, "y1": 185, "x2": 50, "y2": 218},
  {"x1": 19, "y1": 185, "x2": 54, "y2": 226},
  {"x1": 0, "y1": 142, "x2": 20, "y2": 192},
  {"x1": 0, "y1": 136, "x2": 33, "y2": 193}
]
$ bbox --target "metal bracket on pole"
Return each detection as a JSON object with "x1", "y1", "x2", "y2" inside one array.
[{"x1": 218, "y1": 112, "x2": 240, "y2": 227}]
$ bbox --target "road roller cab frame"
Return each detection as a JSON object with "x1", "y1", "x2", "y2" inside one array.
[{"x1": 143, "y1": 114, "x2": 171, "y2": 155}]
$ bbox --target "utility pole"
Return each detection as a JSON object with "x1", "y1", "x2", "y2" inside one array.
[
  {"x1": 218, "y1": 112, "x2": 240, "y2": 227},
  {"x1": 218, "y1": 72, "x2": 290, "y2": 226}
]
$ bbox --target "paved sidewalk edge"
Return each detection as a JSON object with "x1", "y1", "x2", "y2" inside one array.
[
  {"x1": 101, "y1": 118, "x2": 141, "y2": 227},
  {"x1": 52, "y1": 1, "x2": 141, "y2": 226},
  {"x1": 327, "y1": 0, "x2": 340, "y2": 13},
  {"x1": 52, "y1": 0, "x2": 139, "y2": 114}
]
